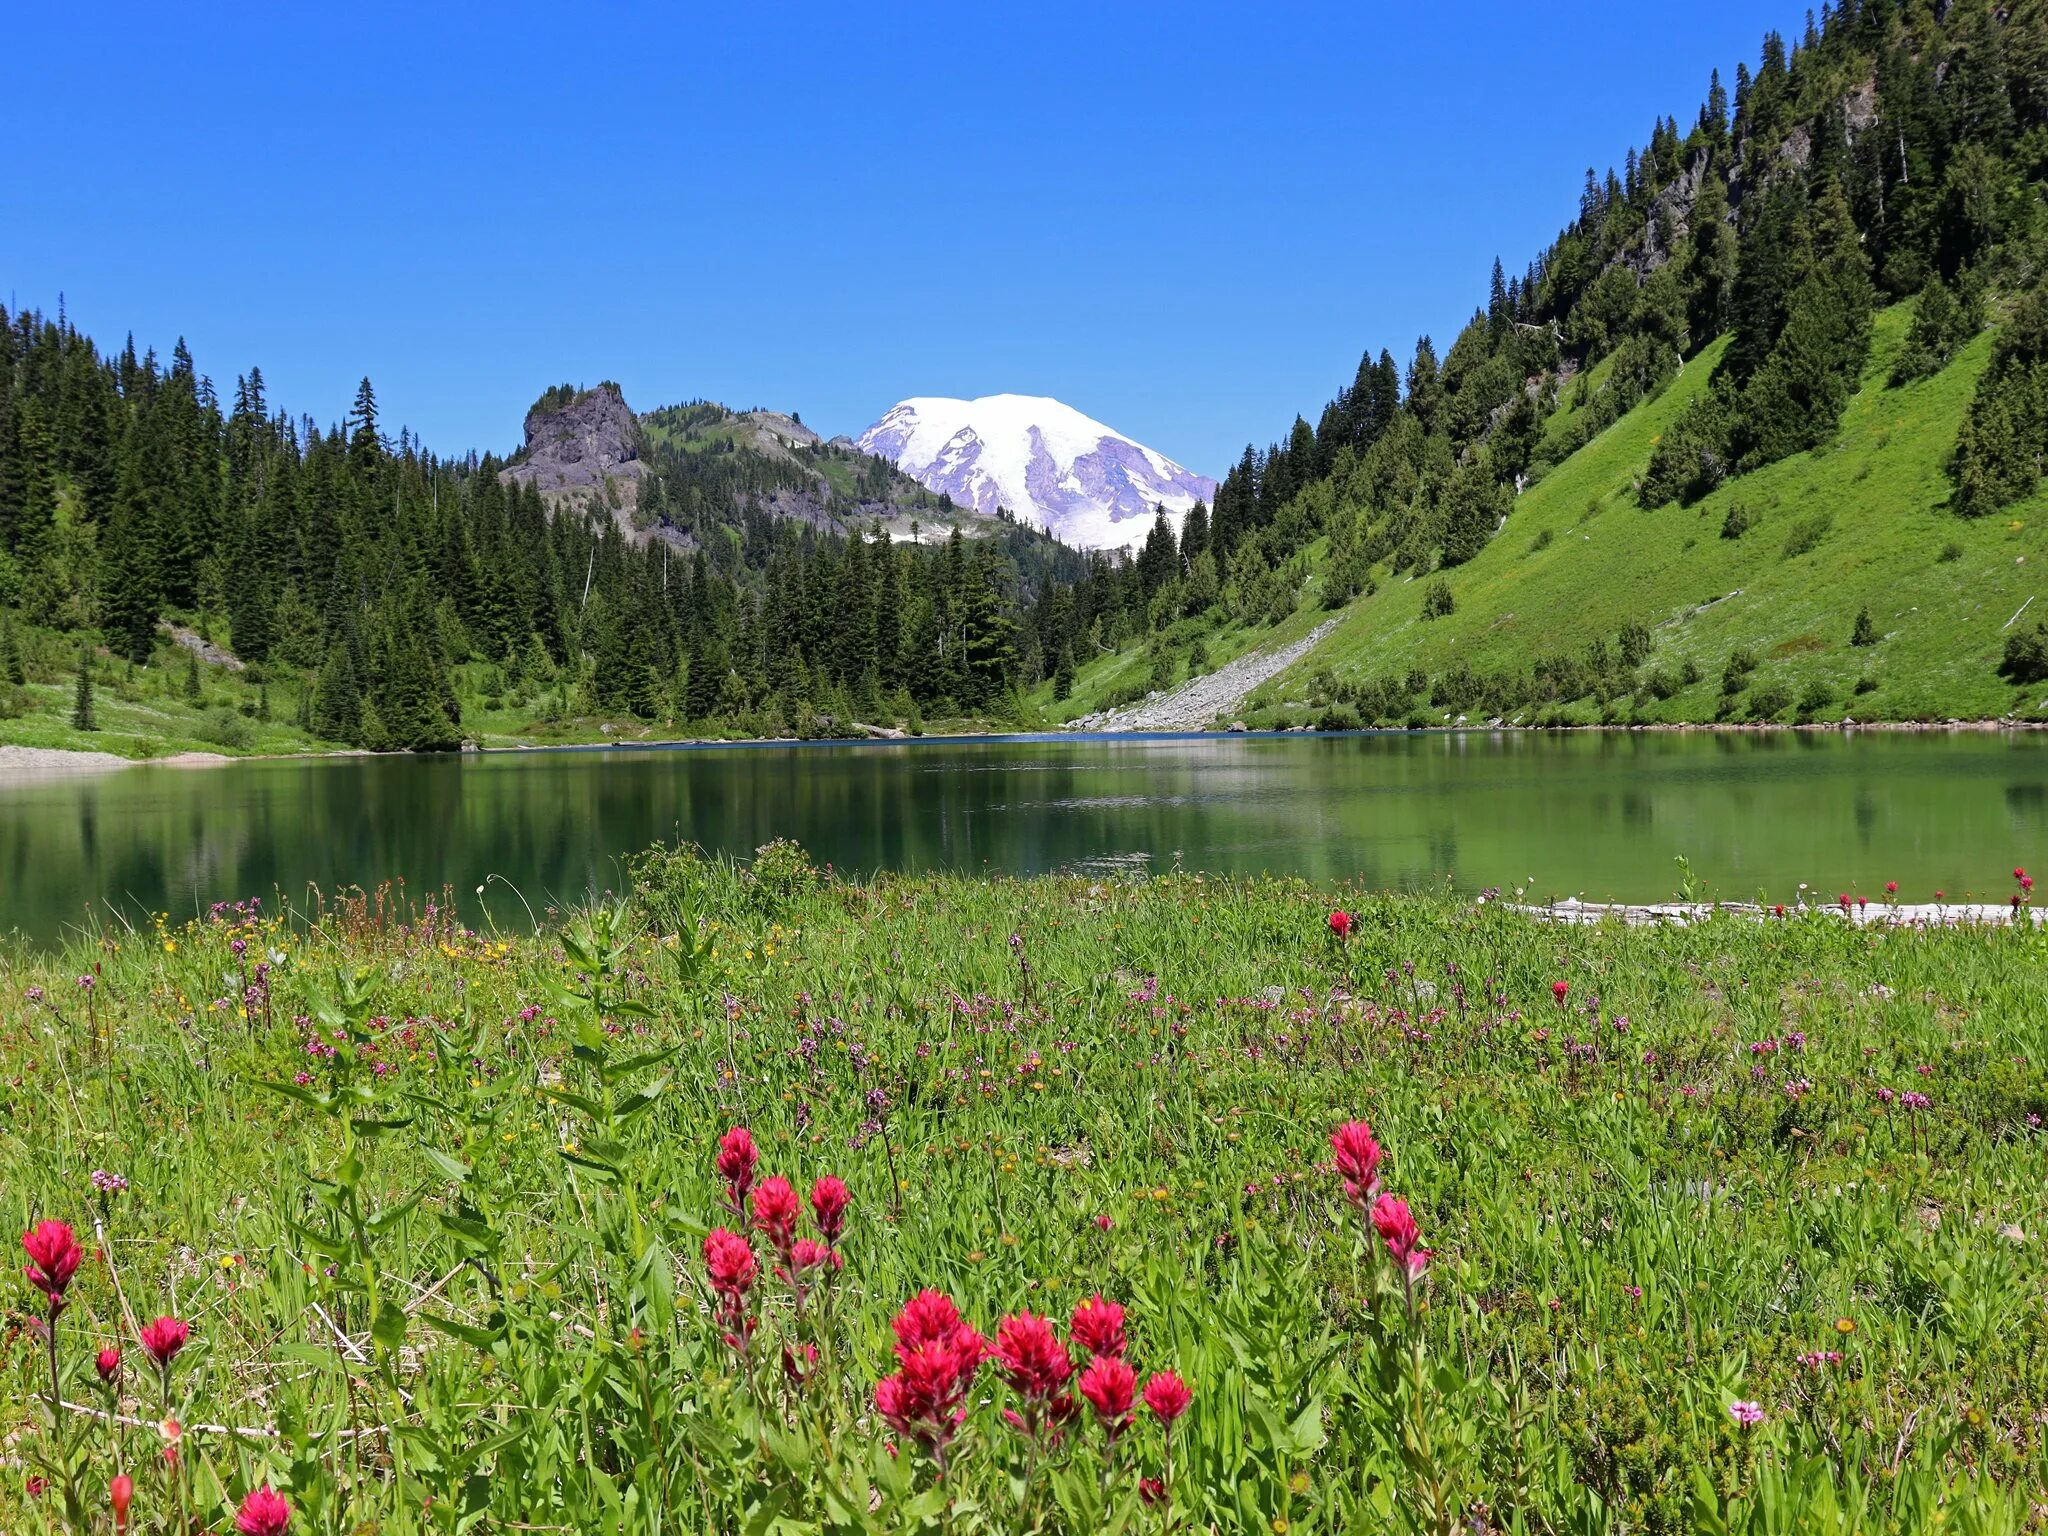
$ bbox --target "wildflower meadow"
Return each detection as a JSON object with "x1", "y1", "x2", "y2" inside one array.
[{"x1": 4, "y1": 843, "x2": 2046, "y2": 1533}]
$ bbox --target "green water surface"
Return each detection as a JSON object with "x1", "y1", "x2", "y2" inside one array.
[{"x1": 0, "y1": 730, "x2": 2041, "y2": 941}]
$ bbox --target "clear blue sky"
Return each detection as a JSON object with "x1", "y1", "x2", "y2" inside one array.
[{"x1": 3, "y1": 1, "x2": 1796, "y2": 476}]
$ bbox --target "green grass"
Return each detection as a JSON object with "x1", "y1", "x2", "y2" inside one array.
[
  {"x1": 0, "y1": 637, "x2": 324, "y2": 759},
  {"x1": 3, "y1": 844, "x2": 2043, "y2": 1532}
]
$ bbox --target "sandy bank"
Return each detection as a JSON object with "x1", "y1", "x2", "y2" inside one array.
[{"x1": 0, "y1": 745, "x2": 235, "y2": 781}]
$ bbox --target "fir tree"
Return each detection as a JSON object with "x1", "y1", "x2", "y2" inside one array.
[
  {"x1": 71, "y1": 647, "x2": 96, "y2": 731},
  {"x1": 0, "y1": 609, "x2": 22, "y2": 685}
]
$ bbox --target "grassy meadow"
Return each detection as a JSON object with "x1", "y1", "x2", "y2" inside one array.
[{"x1": 4, "y1": 844, "x2": 2046, "y2": 1534}]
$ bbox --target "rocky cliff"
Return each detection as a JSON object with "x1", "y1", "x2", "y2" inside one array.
[{"x1": 502, "y1": 383, "x2": 648, "y2": 519}]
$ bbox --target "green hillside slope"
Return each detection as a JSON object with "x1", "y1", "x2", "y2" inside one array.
[
  {"x1": 1270, "y1": 304, "x2": 2045, "y2": 726},
  {"x1": 1042, "y1": 303, "x2": 2046, "y2": 729}
]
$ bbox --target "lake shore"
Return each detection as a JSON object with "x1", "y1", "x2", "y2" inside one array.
[
  {"x1": 1, "y1": 712, "x2": 2044, "y2": 775},
  {"x1": 0, "y1": 743, "x2": 239, "y2": 777}
]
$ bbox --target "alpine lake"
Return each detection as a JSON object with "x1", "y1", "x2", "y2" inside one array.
[{"x1": 0, "y1": 728, "x2": 2042, "y2": 942}]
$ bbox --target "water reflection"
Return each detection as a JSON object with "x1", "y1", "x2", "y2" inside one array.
[{"x1": 0, "y1": 730, "x2": 2039, "y2": 942}]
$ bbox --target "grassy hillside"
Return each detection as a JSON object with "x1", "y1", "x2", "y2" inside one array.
[{"x1": 1043, "y1": 303, "x2": 2047, "y2": 729}]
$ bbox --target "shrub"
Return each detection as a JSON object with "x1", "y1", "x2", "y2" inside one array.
[
  {"x1": 1797, "y1": 681, "x2": 1836, "y2": 717},
  {"x1": 1748, "y1": 683, "x2": 1793, "y2": 719},
  {"x1": 1721, "y1": 502, "x2": 1752, "y2": 539},
  {"x1": 1851, "y1": 608, "x2": 1877, "y2": 647},
  {"x1": 193, "y1": 705, "x2": 254, "y2": 750},
  {"x1": 1618, "y1": 618, "x2": 1654, "y2": 668},
  {"x1": 749, "y1": 837, "x2": 823, "y2": 911},
  {"x1": 2002, "y1": 620, "x2": 2048, "y2": 683},
  {"x1": 1781, "y1": 511, "x2": 1833, "y2": 559},
  {"x1": 1421, "y1": 580, "x2": 1455, "y2": 620}
]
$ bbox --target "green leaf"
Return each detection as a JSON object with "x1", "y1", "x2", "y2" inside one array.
[
  {"x1": 420, "y1": 1146, "x2": 472, "y2": 1183},
  {"x1": 418, "y1": 1309, "x2": 504, "y2": 1350},
  {"x1": 539, "y1": 1086, "x2": 610, "y2": 1121},
  {"x1": 560, "y1": 1148, "x2": 622, "y2": 1181},
  {"x1": 600, "y1": 1044, "x2": 679, "y2": 1081},
  {"x1": 370, "y1": 1303, "x2": 408, "y2": 1353},
  {"x1": 253, "y1": 1078, "x2": 334, "y2": 1111},
  {"x1": 438, "y1": 1208, "x2": 501, "y2": 1257}
]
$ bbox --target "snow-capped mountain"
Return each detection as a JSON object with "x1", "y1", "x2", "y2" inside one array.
[{"x1": 855, "y1": 395, "x2": 1216, "y2": 550}]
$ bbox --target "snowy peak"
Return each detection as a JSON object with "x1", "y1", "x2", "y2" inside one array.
[{"x1": 855, "y1": 395, "x2": 1216, "y2": 550}]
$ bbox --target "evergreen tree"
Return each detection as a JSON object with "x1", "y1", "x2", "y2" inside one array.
[
  {"x1": 0, "y1": 609, "x2": 22, "y2": 686},
  {"x1": 71, "y1": 647, "x2": 96, "y2": 731}
]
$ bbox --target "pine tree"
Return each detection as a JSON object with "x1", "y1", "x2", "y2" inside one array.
[
  {"x1": 1052, "y1": 643, "x2": 1076, "y2": 701},
  {"x1": 71, "y1": 647, "x2": 96, "y2": 731},
  {"x1": 311, "y1": 644, "x2": 363, "y2": 744},
  {"x1": 1852, "y1": 607, "x2": 1878, "y2": 646},
  {"x1": 0, "y1": 610, "x2": 22, "y2": 686}
]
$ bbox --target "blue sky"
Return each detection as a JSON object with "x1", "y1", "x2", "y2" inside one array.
[{"x1": 4, "y1": 1, "x2": 1796, "y2": 475}]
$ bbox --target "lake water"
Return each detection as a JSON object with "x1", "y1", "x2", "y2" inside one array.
[{"x1": 0, "y1": 730, "x2": 2042, "y2": 942}]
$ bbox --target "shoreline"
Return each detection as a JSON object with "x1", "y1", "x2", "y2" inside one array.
[{"x1": 0, "y1": 714, "x2": 2045, "y2": 776}]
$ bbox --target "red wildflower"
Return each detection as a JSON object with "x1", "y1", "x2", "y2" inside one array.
[
  {"x1": 750, "y1": 1176, "x2": 800, "y2": 1257},
  {"x1": 1140, "y1": 1476, "x2": 1167, "y2": 1505},
  {"x1": 22, "y1": 1220, "x2": 83, "y2": 1310},
  {"x1": 111, "y1": 1474, "x2": 134, "y2": 1533},
  {"x1": 1078, "y1": 1354, "x2": 1137, "y2": 1424},
  {"x1": 782, "y1": 1341, "x2": 819, "y2": 1385},
  {"x1": 874, "y1": 1291, "x2": 986, "y2": 1455},
  {"x1": 1885, "y1": 881, "x2": 1898, "y2": 895},
  {"x1": 789, "y1": 1237, "x2": 837, "y2": 1279},
  {"x1": 1328, "y1": 910, "x2": 1354, "y2": 939},
  {"x1": 96, "y1": 1346, "x2": 121, "y2": 1384},
  {"x1": 235, "y1": 1483, "x2": 291, "y2": 1536},
  {"x1": 893, "y1": 1289, "x2": 969, "y2": 1356},
  {"x1": 1143, "y1": 1369, "x2": 1192, "y2": 1422},
  {"x1": 703, "y1": 1228, "x2": 757, "y2": 1298},
  {"x1": 1329, "y1": 1119, "x2": 1383, "y2": 1204},
  {"x1": 1552, "y1": 980, "x2": 1569, "y2": 1004},
  {"x1": 715, "y1": 1127, "x2": 758, "y2": 1207},
  {"x1": 809, "y1": 1175, "x2": 851, "y2": 1245},
  {"x1": 138, "y1": 1316, "x2": 190, "y2": 1368},
  {"x1": 994, "y1": 1311, "x2": 1073, "y2": 1402},
  {"x1": 1070, "y1": 1293, "x2": 1127, "y2": 1359},
  {"x1": 2016, "y1": 867, "x2": 2028, "y2": 882},
  {"x1": 1371, "y1": 1194, "x2": 1430, "y2": 1278}
]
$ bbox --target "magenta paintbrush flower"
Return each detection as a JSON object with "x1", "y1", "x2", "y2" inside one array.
[
  {"x1": 138, "y1": 1316, "x2": 190, "y2": 1368},
  {"x1": 1330, "y1": 1120, "x2": 1383, "y2": 1204},
  {"x1": 1370, "y1": 1194, "x2": 1431, "y2": 1278},
  {"x1": 1070, "y1": 1293, "x2": 1127, "y2": 1359},
  {"x1": 235, "y1": 1483, "x2": 291, "y2": 1536},
  {"x1": 1143, "y1": 1369, "x2": 1192, "y2": 1423},
  {"x1": 22, "y1": 1220, "x2": 83, "y2": 1312}
]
